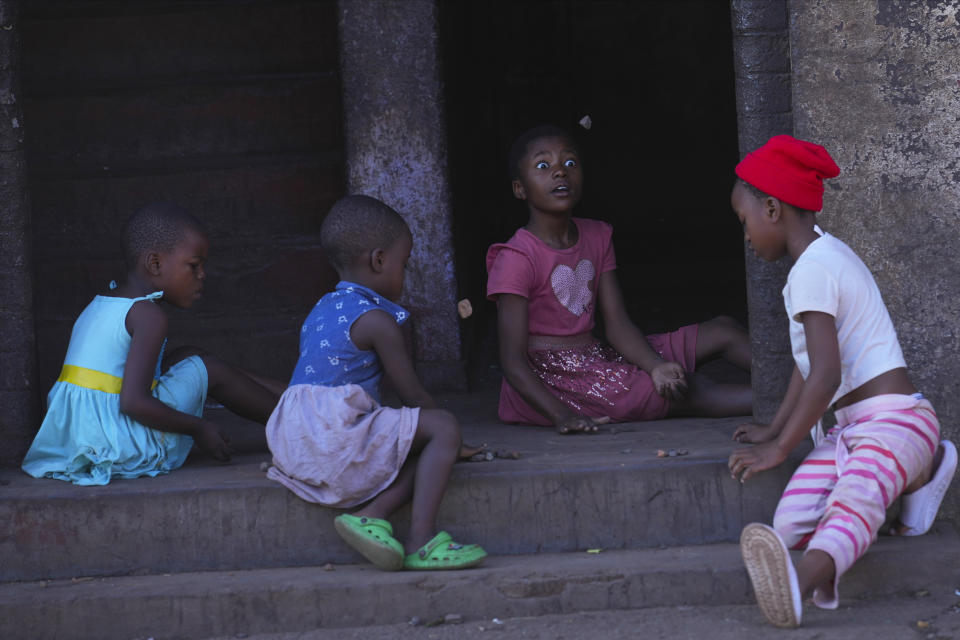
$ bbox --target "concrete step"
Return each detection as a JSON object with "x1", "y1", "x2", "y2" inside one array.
[
  {"x1": 1, "y1": 391, "x2": 805, "y2": 582},
  {"x1": 207, "y1": 585, "x2": 960, "y2": 640},
  {"x1": 2, "y1": 525, "x2": 956, "y2": 640}
]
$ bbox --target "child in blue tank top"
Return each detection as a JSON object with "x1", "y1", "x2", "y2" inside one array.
[
  {"x1": 22, "y1": 203, "x2": 283, "y2": 485},
  {"x1": 266, "y1": 194, "x2": 487, "y2": 571}
]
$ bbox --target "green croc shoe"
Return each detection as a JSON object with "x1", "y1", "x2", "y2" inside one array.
[
  {"x1": 334, "y1": 514, "x2": 404, "y2": 571},
  {"x1": 403, "y1": 531, "x2": 487, "y2": 570}
]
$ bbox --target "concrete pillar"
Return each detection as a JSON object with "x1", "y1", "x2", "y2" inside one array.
[
  {"x1": 730, "y1": 0, "x2": 794, "y2": 422},
  {"x1": 790, "y1": 0, "x2": 960, "y2": 521},
  {"x1": 337, "y1": 0, "x2": 465, "y2": 391},
  {"x1": 0, "y1": 0, "x2": 38, "y2": 466}
]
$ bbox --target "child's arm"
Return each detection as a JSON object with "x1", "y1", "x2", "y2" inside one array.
[
  {"x1": 497, "y1": 293, "x2": 599, "y2": 433},
  {"x1": 733, "y1": 365, "x2": 804, "y2": 444},
  {"x1": 351, "y1": 309, "x2": 436, "y2": 409},
  {"x1": 119, "y1": 301, "x2": 232, "y2": 460},
  {"x1": 354, "y1": 311, "x2": 492, "y2": 458},
  {"x1": 728, "y1": 311, "x2": 840, "y2": 483},
  {"x1": 597, "y1": 271, "x2": 687, "y2": 398}
]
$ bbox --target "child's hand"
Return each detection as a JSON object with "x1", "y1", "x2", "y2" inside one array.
[
  {"x1": 196, "y1": 421, "x2": 232, "y2": 462},
  {"x1": 651, "y1": 361, "x2": 688, "y2": 399},
  {"x1": 728, "y1": 441, "x2": 786, "y2": 483},
  {"x1": 733, "y1": 422, "x2": 777, "y2": 444},
  {"x1": 555, "y1": 415, "x2": 603, "y2": 435},
  {"x1": 458, "y1": 441, "x2": 486, "y2": 459}
]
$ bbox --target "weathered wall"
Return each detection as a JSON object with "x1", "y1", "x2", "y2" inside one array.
[
  {"x1": 20, "y1": 0, "x2": 344, "y2": 408},
  {"x1": 0, "y1": 0, "x2": 38, "y2": 466},
  {"x1": 731, "y1": 0, "x2": 794, "y2": 423},
  {"x1": 338, "y1": 0, "x2": 465, "y2": 391},
  {"x1": 790, "y1": 0, "x2": 960, "y2": 520}
]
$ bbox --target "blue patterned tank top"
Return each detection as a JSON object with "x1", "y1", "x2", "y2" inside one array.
[{"x1": 289, "y1": 281, "x2": 409, "y2": 402}]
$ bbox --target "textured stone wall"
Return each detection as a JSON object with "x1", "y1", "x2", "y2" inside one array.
[
  {"x1": 21, "y1": 1, "x2": 343, "y2": 399},
  {"x1": 0, "y1": 0, "x2": 38, "y2": 466},
  {"x1": 731, "y1": 0, "x2": 794, "y2": 422},
  {"x1": 338, "y1": 0, "x2": 465, "y2": 390},
  {"x1": 790, "y1": 0, "x2": 960, "y2": 519}
]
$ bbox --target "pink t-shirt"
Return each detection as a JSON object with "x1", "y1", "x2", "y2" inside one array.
[{"x1": 486, "y1": 217, "x2": 617, "y2": 336}]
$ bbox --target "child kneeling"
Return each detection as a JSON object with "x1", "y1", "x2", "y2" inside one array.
[
  {"x1": 728, "y1": 135, "x2": 957, "y2": 627},
  {"x1": 266, "y1": 195, "x2": 486, "y2": 571}
]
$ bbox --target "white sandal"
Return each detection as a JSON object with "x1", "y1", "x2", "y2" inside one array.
[
  {"x1": 740, "y1": 523, "x2": 802, "y2": 628},
  {"x1": 899, "y1": 440, "x2": 957, "y2": 536}
]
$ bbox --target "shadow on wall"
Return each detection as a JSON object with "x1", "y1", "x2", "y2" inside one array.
[{"x1": 21, "y1": 1, "x2": 346, "y2": 392}]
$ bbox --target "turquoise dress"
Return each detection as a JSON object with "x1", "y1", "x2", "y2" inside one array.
[{"x1": 22, "y1": 292, "x2": 208, "y2": 485}]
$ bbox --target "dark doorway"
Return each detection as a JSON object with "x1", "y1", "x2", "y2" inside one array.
[{"x1": 440, "y1": 0, "x2": 745, "y2": 387}]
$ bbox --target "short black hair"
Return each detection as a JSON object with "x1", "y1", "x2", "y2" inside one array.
[
  {"x1": 320, "y1": 194, "x2": 411, "y2": 271},
  {"x1": 738, "y1": 178, "x2": 769, "y2": 201},
  {"x1": 121, "y1": 202, "x2": 206, "y2": 269},
  {"x1": 508, "y1": 124, "x2": 580, "y2": 180}
]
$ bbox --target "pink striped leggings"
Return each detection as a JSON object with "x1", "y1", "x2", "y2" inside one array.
[{"x1": 773, "y1": 393, "x2": 939, "y2": 608}]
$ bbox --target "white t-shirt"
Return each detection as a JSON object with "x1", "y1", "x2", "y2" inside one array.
[{"x1": 782, "y1": 227, "x2": 906, "y2": 405}]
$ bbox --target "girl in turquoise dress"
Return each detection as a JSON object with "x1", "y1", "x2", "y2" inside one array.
[{"x1": 22, "y1": 203, "x2": 282, "y2": 485}]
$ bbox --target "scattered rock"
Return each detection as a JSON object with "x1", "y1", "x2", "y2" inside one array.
[
  {"x1": 408, "y1": 616, "x2": 421, "y2": 626},
  {"x1": 322, "y1": 563, "x2": 334, "y2": 571},
  {"x1": 656, "y1": 448, "x2": 689, "y2": 458},
  {"x1": 467, "y1": 449, "x2": 522, "y2": 462},
  {"x1": 444, "y1": 613, "x2": 463, "y2": 624}
]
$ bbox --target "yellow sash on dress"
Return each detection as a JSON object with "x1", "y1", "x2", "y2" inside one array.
[{"x1": 58, "y1": 364, "x2": 158, "y2": 393}]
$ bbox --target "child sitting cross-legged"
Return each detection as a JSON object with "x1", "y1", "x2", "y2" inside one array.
[
  {"x1": 265, "y1": 194, "x2": 487, "y2": 571},
  {"x1": 728, "y1": 135, "x2": 958, "y2": 628},
  {"x1": 486, "y1": 124, "x2": 753, "y2": 434},
  {"x1": 22, "y1": 202, "x2": 283, "y2": 485}
]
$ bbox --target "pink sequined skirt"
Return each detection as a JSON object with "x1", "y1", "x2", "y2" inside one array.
[{"x1": 497, "y1": 324, "x2": 699, "y2": 425}]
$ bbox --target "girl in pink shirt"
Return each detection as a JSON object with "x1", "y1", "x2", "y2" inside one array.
[{"x1": 486, "y1": 125, "x2": 752, "y2": 433}]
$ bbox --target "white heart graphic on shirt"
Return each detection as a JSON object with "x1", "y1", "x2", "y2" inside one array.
[{"x1": 551, "y1": 259, "x2": 595, "y2": 316}]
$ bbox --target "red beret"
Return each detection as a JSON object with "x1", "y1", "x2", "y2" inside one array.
[{"x1": 735, "y1": 135, "x2": 840, "y2": 211}]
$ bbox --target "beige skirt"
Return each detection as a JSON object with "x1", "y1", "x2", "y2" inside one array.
[{"x1": 265, "y1": 383, "x2": 419, "y2": 508}]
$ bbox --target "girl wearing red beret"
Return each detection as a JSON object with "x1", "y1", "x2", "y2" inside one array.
[
  {"x1": 728, "y1": 135, "x2": 956, "y2": 627},
  {"x1": 485, "y1": 124, "x2": 752, "y2": 434}
]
